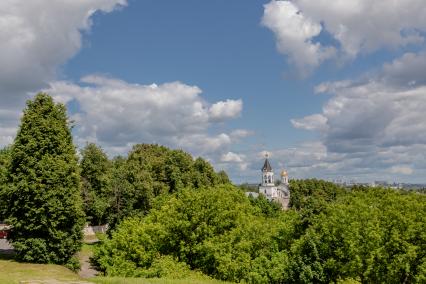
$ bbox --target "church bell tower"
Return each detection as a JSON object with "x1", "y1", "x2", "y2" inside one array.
[{"x1": 261, "y1": 154, "x2": 274, "y2": 186}]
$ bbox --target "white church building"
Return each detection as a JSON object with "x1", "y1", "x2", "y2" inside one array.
[{"x1": 246, "y1": 156, "x2": 291, "y2": 209}]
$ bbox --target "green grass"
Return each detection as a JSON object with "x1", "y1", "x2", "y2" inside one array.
[
  {"x1": 0, "y1": 258, "x2": 229, "y2": 284},
  {"x1": 0, "y1": 259, "x2": 86, "y2": 284},
  {"x1": 0, "y1": 244, "x2": 229, "y2": 284},
  {"x1": 79, "y1": 243, "x2": 95, "y2": 257},
  {"x1": 92, "y1": 277, "x2": 229, "y2": 284}
]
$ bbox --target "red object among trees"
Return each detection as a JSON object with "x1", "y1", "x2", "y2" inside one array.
[{"x1": 0, "y1": 224, "x2": 10, "y2": 239}]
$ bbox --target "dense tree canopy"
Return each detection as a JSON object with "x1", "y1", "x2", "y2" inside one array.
[
  {"x1": 106, "y1": 144, "x2": 231, "y2": 228},
  {"x1": 289, "y1": 179, "x2": 347, "y2": 229},
  {"x1": 93, "y1": 185, "x2": 301, "y2": 282},
  {"x1": 248, "y1": 193, "x2": 282, "y2": 218},
  {"x1": 289, "y1": 187, "x2": 426, "y2": 283},
  {"x1": 80, "y1": 143, "x2": 112, "y2": 225},
  {"x1": 3, "y1": 93, "x2": 85, "y2": 264},
  {"x1": 93, "y1": 181, "x2": 426, "y2": 283},
  {"x1": 289, "y1": 179, "x2": 346, "y2": 211}
]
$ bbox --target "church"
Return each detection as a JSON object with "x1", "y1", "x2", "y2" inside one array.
[{"x1": 246, "y1": 155, "x2": 290, "y2": 209}]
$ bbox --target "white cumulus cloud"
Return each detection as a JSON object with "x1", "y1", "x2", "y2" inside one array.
[
  {"x1": 221, "y1": 152, "x2": 245, "y2": 163},
  {"x1": 46, "y1": 75, "x2": 246, "y2": 157},
  {"x1": 262, "y1": 0, "x2": 335, "y2": 74},
  {"x1": 288, "y1": 52, "x2": 426, "y2": 182},
  {"x1": 209, "y1": 99, "x2": 243, "y2": 122},
  {"x1": 0, "y1": 0, "x2": 127, "y2": 146},
  {"x1": 263, "y1": 0, "x2": 426, "y2": 72},
  {"x1": 291, "y1": 114, "x2": 328, "y2": 132}
]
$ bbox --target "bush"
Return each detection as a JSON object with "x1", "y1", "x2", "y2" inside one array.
[{"x1": 65, "y1": 256, "x2": 81, "y2": 272}]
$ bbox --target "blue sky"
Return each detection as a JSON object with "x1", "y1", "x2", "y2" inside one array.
[
  {"x1": 1, "y1": 1, "x2": 426, "y2": 183},
  {"x1": 64, "y1": 0, "x2": 323, "y2": 143}
]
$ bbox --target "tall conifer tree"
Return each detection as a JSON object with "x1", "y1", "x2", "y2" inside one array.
[{"x1": 5, "y1": 93, "x2": 84, "y2": 264}]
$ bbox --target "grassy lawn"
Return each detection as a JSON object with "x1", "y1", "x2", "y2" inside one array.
[
  {"x1": 0, "y1": 259, "x2": 227, "y2": 284},
  {"x1": 0, "y1": 259, "x2": 87, "y2": 284},
  {"x1": 0, "y1": 242, "x2": 228, "y2": 284},
  {"x1": 92, "y1": 277, "x2": 229, "y2": 284}
]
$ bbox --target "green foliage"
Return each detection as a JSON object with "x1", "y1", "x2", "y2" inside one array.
[
  {"x1": 3, "y1": 93, "x2": 85, "y2": 264},
  {"x1": 0, "y1": 147, "x2": 10, "y2": 184},
  {"x1": 94, "y1": 179, "x2": 426, "y2": 283},
  {"x1": 109, "y1": 156, "x2": 134, "y2": 228},
  {"x1": 108, "y1": 144, "x2": 231, "y2": 227},
  {"x1": 193, "y1": 157, "x2": 219, "y2": 188},
  {"x1": 201, "y1": 211, "x2": 300, "y2": 282},
  {"x1": 64, "y1": 256, "x2": 81, "y2": 272},
  {"x1": 289, "y1": 179, "x2": 346, "y2": 211},
  {"x1": 216, "y1": 170, "x2": 231, "y2": 185},
  {"x1": 0, "y1": 147, "x2": 11, "y2": 220},
  {"x1": 93, "y1": 186, "x2": 251, "y2": 275},
  {"x1": 248, "y1": 194, "x2": 282, "y2": 217},
  {"x1": 80, "y1": 143, "x2": 112, "y2": 225},
  {"x1": 137, "y1": 255, "x2": 193, "y2": 279},
  {"x1": 92, "y1": 276, "x2": 227, "y2": 284},
  {"x1": 289, "y1": 179, "x2": 347, "y2": 229},
  {"x1": 93, "y1": 185, "x2": 301, "y2": 282},
  {"x1": 288, "y1": 188, "x2": 426, "y2": 283}
]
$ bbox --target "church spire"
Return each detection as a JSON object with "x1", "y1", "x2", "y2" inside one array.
[
  {"x1": 262, "y1": 154, "x2": 272, "y2": 172},
  {"x1": 261, "y1": 153, "x2": 274, "y2": 186}
]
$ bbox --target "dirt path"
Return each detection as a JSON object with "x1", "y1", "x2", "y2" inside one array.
[
  {"x1": 78, "y1": 252, "x2": 98, "y2": 279},
  {"x1": 78, "y1": 240, "x2": 99, "y2": 279}
]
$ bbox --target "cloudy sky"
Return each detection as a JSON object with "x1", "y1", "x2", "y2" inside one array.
[{"x1": 1, "y1": 0, "x2": 426, "y2": 183}]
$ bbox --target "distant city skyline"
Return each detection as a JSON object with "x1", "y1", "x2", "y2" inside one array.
[{"x1": 1, "y1": 1, "x2": 426, "y2": 183}]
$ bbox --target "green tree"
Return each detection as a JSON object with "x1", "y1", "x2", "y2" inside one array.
[
  {"x1": 80, "y1": 143, "x2": 112, "y2": 225},
  {"x1": 248, "y1": 194, "x2": 282, "y2": 217},
  {"x1": 93, "y1": 185, "x2": 255, "y2": 277},
  {"x1": 288, "y1": 187, "x2": 426, "y2": 283},
  {"x1": 289, "y1": 179, "x2": 346, "y2": 229},
  {"x1": 106, "y1": 144, "x2": 231, "y2": 228},
  {"x1": 0, "y1": 147, "x2": 10, "y2": 181},
  {"x1": 193, "y1": 157, "x2": 218, "y2": 188},
  {"x1": 93, "y1": 185, "x2": 301, "y2": 282},
  {"x1": 4, "y1": 93, "x2": 85, "y2": 264},
  {"x1": 0, "y1": 147, "x2": 11, "y2": 220},
  {"x1": 165, "y1": 149, "x2": 197, "y2": 192},
  {"x1": 108, "y1": 156, "x2": 141, "y2": 229},
  {"x1": 216, "y1": 170, "x2": 231, "y2": 185}
]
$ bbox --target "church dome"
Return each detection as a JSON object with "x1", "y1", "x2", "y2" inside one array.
[{"x1": 281, "y1": 170, "x2": 288, "y2": 177}]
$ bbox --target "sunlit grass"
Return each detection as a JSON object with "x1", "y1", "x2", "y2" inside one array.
[
  {"x1": 92, "y1": 277, "x2": 229, "y2": 284},
  {"x1": 0, "y1": 259, "x2": 85, "y2": 284}
]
